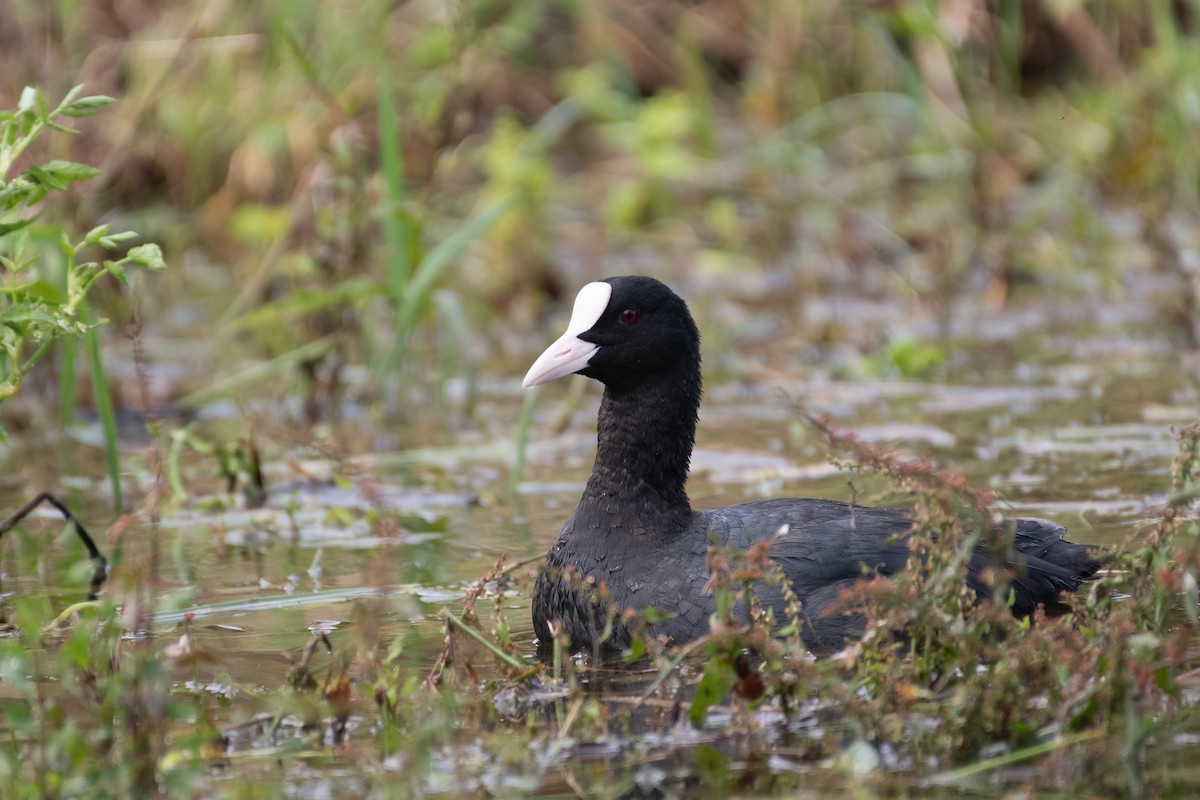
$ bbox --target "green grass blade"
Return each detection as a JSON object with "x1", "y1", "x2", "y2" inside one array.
[
  {"x1": 443, "y1": 610, "x2": 530, "y2": 671},
  {"x1": 930, "y1": 729, "x2": 1103, "y2": 785},
  {"x1": 82, "y1": 304, "x2": 122, "y2": 512},
  {"x1": 176, "y1": 334, "x2": 338, "y2": 409},
  {"x1": 510, "y1": 386, "x2": 536, "y2": 496},
  {"x1": 381, "y1": 194, "x2": 519, "y2": 374},
  {"x1": 226, "y1": 277, "x2": 383, "y2": 334}
]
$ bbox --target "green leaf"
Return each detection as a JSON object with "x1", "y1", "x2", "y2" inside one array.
[
  {"x1": 639, "y1": 606, "x2": 672, "y2": 624},
  {"x1": 127, "y1": 243, "x2": 166, "y2": 270},
  {"x1": 384, "y1": 194, "x2": 517, "y2": 370},
  {"x1": 0, "y1": 215, "x2": 36, "y2": 236},
  {"x1": 84, "y1": 224, "x2": 112, "y2": 244},
  {"x1": 29, "y1": 277, "x2": 68, "y2": 304},
  {"x1": 694, "y1": 745, "x2": 728, "y2": 786},
  {"x1": 39, "y1": 160, "x2": 103, "y2": 184},
  {"x1": 689, "y1": 656, "x2": 735, "y2": 727},
  {"x1": 0, "y1": 227, "x2": 31, "y2": 271},
  {"x1": 0, "y1": 181, "x2": 35, "y2": 209},
  {"x1": 61, "y1": 94, "x2": 116, "y2": 118},
  {"x1": 1155, "y1": 665, "x2": 1181, "y2": 700},
  {"x1": 0, "y1": 698, "x2": 32, "y2": 733},
  {"x1": 45, "y1": 120, "x2": 79, "y2": 135},
  {"x1": 29, "y1": 166, "x2": 68, "y2": 191},
  {"x1": 385, "y1": 633, "x2": 406, "y2": 662},
  {"x1": 1168, "y1": 484, "x2": 1200, "y2": 506},
  {"x1": 105, "y1": 260, "x2": 128, "y2": 287},
  {"x1": 59, "y1": 628, "x2": 92, "y2": 669},
  {"x1": 885, "y1": 335, "x2": 945, "y2": 378},
  {"x1": 713, "y1": 583, "x2": 735, "y2": 620}
]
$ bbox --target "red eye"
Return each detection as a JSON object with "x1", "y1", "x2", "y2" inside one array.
[{"x1": 619, "y1": 308, "x2": 638, "y2": 325}]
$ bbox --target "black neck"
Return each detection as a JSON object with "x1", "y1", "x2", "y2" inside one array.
[{"x1": 581, "y1": 363, "x2": 700, "y2": 528}]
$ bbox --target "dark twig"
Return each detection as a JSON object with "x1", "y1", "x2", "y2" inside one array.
[{"x1": 0, "y1": 492, "x2": 109, "y2": 599}]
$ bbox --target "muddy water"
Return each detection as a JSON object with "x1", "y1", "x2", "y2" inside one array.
[{"x1": 0, "y1": 284, "x2": 1196, "y2": 793}]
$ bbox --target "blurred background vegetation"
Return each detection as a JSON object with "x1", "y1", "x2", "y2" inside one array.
[
  {"x1": 1, "y1": 0, "x2": 1197, "y2": 456},
  {"x1": 2, "y1": 2, "x2": 1200, "y2": 795}
]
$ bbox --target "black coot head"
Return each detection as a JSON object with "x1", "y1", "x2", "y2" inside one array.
[{"x1": 523, "y1": 276, "x2": 699, "y2": 391}]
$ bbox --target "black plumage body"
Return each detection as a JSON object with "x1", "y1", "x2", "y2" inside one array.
[{"x1": 525, "y1": 276, "x2": 1103, "y2": 654}]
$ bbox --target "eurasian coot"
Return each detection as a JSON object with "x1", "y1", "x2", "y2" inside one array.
[{"x1": 523, "y1": 275, "x2": 1103, "y2": 653}]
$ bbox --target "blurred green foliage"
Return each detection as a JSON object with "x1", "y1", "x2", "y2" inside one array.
[
  {"x1": 0, "y1": 0, "x2": 1199, "y2": 796},
  {"x1": 0, "y1": 85, "x2": 167, "y2": 507},
  {"x1": 0, "y1": 87, "x2": 163, "y2": 406},
  {"x1": 2, "y1": 0, "x2": 1197, "y2": 413}
]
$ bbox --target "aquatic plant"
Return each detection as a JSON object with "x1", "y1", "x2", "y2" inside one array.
[{"x1": 0, "y1": 85, "x2": 166, "y2": 507}]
